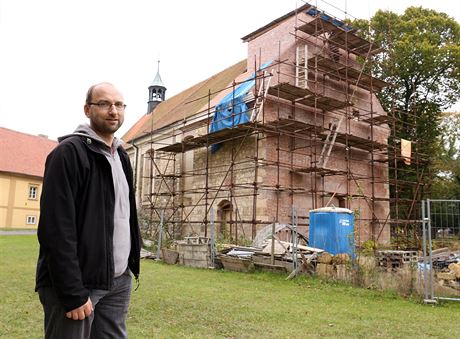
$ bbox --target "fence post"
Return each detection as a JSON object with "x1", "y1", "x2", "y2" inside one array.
[
  {"x1": 210, "y1": 207, "x2": 216, "y2": 268},
  {"x1": 422, "y1": 200, "x2": 430, "y2": 302},
  {"x1": 156, "y1": 210, "x2": 164, "y2": 260},
  {"x1": 422, "y1": 199, "x2": 460, "y2": 303},
  {"x1": 426, "y1": 199, "x2": 435, "y2": 301},
  {"x1": 292, "y1": 205, "x2": 298, "y2": 271}
]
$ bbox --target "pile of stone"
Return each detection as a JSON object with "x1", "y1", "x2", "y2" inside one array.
[
  {"x1": 424, "y1": 248, "x2": 460, "y2": 290},
  {"x1": 316, "y1": 252, "x2": 352, "y2": 281},
  {"x1": 436, "y1": 258, "x2": 460, "y2": 290}
]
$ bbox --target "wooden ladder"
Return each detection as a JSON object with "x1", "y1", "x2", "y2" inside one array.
[
  {"x1": 250, "y1": 69, "x2": 273, "y2": 121},
  {"x1": 296, "y1": 44, "x2": 308, "y2": 88},
  {"x1": 318, "y1": 115, "x2": 344, "y2": 168}
]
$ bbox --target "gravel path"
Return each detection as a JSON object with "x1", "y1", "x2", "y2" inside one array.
[{"x1": 0, "y1": 230, "x2": 37, "y2": 235}]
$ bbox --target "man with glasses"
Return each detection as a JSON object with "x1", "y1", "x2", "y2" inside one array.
[{"x1": 36, "y1": 82, "x2": 141, "y2": 338}]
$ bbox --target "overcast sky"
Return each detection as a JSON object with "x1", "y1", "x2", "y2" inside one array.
[{"x1": 1, "y1": 0, "x2": 459, "y2": 141}]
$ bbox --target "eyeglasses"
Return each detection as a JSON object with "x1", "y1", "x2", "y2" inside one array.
[{"x1": 89, "y1": 101, "x2": 126, "y2": 111}]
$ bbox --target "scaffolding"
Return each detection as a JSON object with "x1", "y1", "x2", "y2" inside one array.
[{"x1": 134, "y1": 3, "x2": 427, "y2": 249}]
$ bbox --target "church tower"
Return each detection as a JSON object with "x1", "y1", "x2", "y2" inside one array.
[{"x1": 147, "y1": 60, "x2": 166, "y2": 113}]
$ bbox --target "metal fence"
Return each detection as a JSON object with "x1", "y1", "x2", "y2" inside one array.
[{"x1": 421, "y1": 199, "x2": 460, "y2": 303}]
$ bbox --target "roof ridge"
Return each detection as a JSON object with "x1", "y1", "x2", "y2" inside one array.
[
  {"x1": 0, "y1": 126, "x2": 58, "y2": 144},
  {"x1": 0, "y1": 126, "x2": 49, "y2": 139},
  {"x1": 123, "y1": 59, "x2": 247, "y2": 143},
  {"x1": 163, "y1": 59, "x2": 247, "y2": 108},
  {"x1": 0, "y1": 126, "x2": 58, "y2": 178}
]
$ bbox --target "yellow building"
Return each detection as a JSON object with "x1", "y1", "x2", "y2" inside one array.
[{"x1": 0, "y1": 127, "x2": 57, "y2": 229}]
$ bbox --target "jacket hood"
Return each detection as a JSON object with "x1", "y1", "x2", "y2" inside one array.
[{"x1": 58, "y1": 124, "x2": 123, "y2": 149}]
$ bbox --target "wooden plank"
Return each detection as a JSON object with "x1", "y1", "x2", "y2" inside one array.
[
  {"x1": 269, "y1": 83, "x2": 352, "y2": 111},
  {"x1": 262, "y1": 238, "x2": 288, "y2": 255},
  {"x1": 262, "y1": 118, "x2": 325, "y2": 134},
  {"x1": 361, "y1": 115, "x2": 393, "y2": 125},
  {"x1": 277, "y1": 240, "x2": 325, "y2": 253},
  {"x1": 286, "y1": 253, "x2": 318, "y2": 280},
  {"x1": 297, "y1": 17, "x2": 338, "y2": 36},
  {"x1": 328, "y1": 30, "x2": 380, "y2": 56},
  {"x1": 297, "y1": 17, "x2": 379, "y2": 56},
  {"x1": 219, "y1": 254, "x2": 254, "y2": 273},
  {"x1": 158, "y1": 122, "x2": 255, "y2": 153},
  {"x1": 293, "y1": 167, "x2": 348, "y2": 176},
  {"x1": 308, "y1": 56, "x2": 388, "y2": 91},
  {"x1": 268, "y1": 83, "x2": 314, "y2": 102}
]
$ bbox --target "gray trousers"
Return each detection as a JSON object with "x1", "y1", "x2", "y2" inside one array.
[{"x1": 38, "y1": 270, "x2": 132, "y2": 339}]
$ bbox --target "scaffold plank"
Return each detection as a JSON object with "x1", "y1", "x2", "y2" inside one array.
[
  {"x1": 268, "y1": 82, "x2": 313, "y2": 102},
  {"x1": 308, "y1": 56, "x2": 388, "y2": 91},
  {"x1": 157, "y1": 122, "x2": 255, "y2": 153},
  {"x1": 297, "y1": 17, "x2": 379, "y2": 56},
  {"x1": 328, "y1": 30, "x2": 380, "y2": 56},
  {"x1": 297, "y1": 93, "x2": 352, "y2": 111},
  {"x1": 361, "y1": 115, "x2": 394, "y2": 126},
  {"x1": 330, "y1": 132, "x2": 387, "y2": 151},
  {"x1": 261, "y1": 118, "x2": 326, "y2": 134},
  {"x1": 293, "y1": 167, "x2": 348, "y2": 176},
  {"x1": 297, "y1": 17, "x2": 339, "y2": 37},
  {"x1": 268, "y1": 83, "x2": 352, "y2": 111}
]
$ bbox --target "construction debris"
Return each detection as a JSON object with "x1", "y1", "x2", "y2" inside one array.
[
  {"x1": 286, "y1": 253, "x2": 318, "y2": 280},
  {"x1": 432, "y1": 251, "x2": 460, "y2": 290},
  {"x1": 376, "y1": 250, "x2": 418, "y2": 270},
  {"x1": 251, "y1": 223, "x2": 309, "y2": 248},
  {"x1": 217, "y1": 238, "x2": 324, "y2": 276},
  {"x1": 431, "y1": 248, "x2": 459, "y2": 269},
  {"x1": 219, "y1": 254, "x2": 255, "y2": 273},
  {"x1": 140, "y1": 248, "x2": 155, "y2": 259}
]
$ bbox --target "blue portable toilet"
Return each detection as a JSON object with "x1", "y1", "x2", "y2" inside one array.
[{"x1": 309, "y1": 207, "x2": 355, "y2": 258}]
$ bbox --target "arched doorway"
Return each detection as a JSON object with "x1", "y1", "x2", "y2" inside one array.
[{"x1": 217, "y1": 200, "x2": 233, "y2": 239}]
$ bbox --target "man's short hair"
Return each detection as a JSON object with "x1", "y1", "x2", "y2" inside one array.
[{"x1": 85, "y1": 82, "x2": 114, "y2": 104}]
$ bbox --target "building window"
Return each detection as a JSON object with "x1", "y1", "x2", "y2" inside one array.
[
  {"x1": 28, "y1": 185, "x2": 38, "y2": 200},
  {"x1": 26, "y1": 215, "x2": 37, "y2": 225}
]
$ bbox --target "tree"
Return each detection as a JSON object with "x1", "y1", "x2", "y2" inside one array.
[
  {"x1": 431, "y1": 112, "x2": 460, "y2": 199},
  {"x1": 353, "y1": 7, "x2": 460, "y2": 197}
]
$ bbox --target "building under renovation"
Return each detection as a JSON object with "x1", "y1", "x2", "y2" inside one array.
[{"x1": 123, "y1": 3, "x2": 422, "y2": 248}]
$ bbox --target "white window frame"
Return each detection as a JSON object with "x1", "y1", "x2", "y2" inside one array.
[
  {"x1": 26, "y1": 215, "x2": 37, "y2": 225},
  {"x1": 28, "y1": 185, "x2": 38, "y2": 200}
]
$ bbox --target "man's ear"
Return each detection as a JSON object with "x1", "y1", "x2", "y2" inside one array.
[{"x1": 84, "y1": 105, "x2": 91, "y2": 118}]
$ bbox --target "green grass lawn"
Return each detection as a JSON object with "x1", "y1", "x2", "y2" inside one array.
[{"x1": 1, "y1": 235, "x2": 460, "y2": 338}]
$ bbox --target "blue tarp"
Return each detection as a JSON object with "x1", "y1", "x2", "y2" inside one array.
[
  {"x1": 306, "y1": 8, "x2": 353, "y2": 32},
  {"x1": 209, "y1": 61, "x2": 271, "y2": 152}
]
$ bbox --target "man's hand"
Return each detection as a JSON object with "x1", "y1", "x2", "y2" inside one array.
[{"x1": 65, "y1": 298, "x2": 93, "y2": 320}]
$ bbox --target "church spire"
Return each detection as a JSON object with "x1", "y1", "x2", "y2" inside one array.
[
  {"x1": 147, "y1": 60, "x2": 166, "y2": 114},
  {"x1": 151, "y1": 60, "x2": 165, "y2": 87}
]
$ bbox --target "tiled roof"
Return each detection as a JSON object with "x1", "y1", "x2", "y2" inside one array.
[
  {"x1": 0, "y1": 127, "x2": 58, "y2": 178},
  {"x1": 122, "y1": 59, "x2": 247, "y2": 143}
]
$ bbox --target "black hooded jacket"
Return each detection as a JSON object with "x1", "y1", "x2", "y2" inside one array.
[{"x1": 35, "y1": 132, "x2": 141, "y2": 312}]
